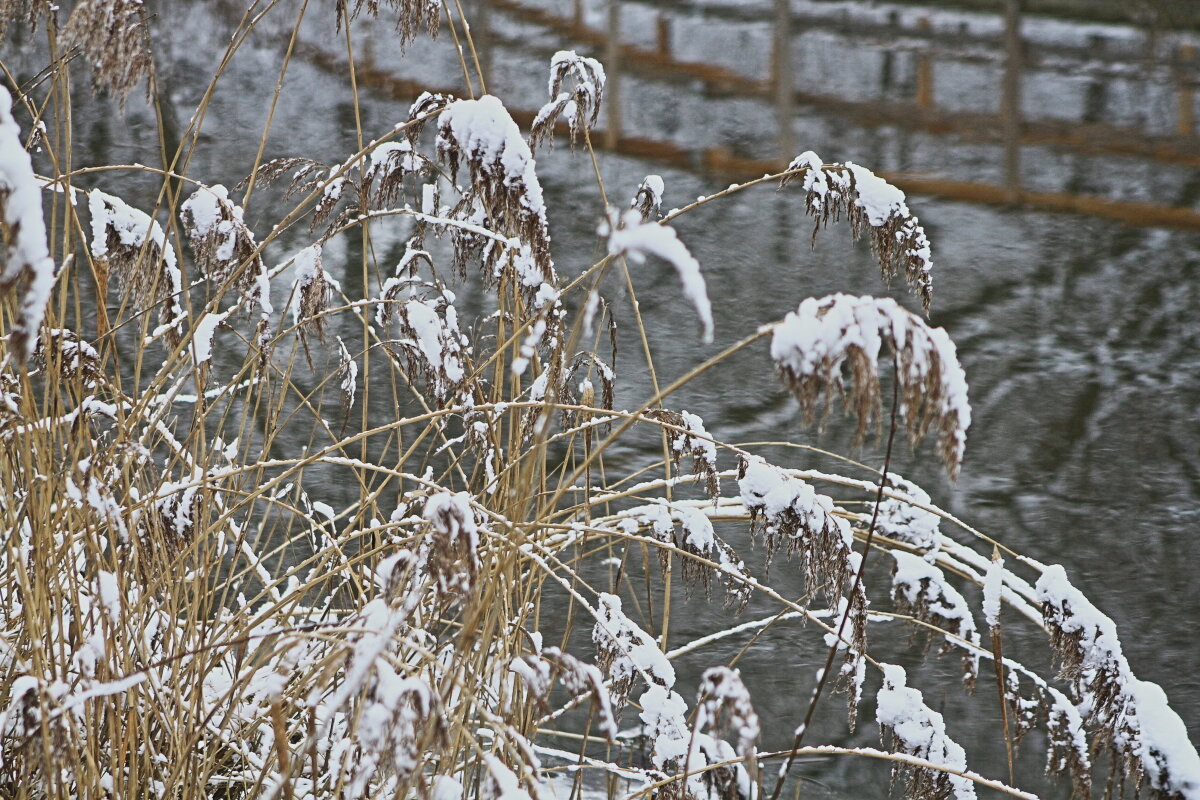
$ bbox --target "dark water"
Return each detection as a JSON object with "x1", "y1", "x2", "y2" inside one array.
[
  {"x1": 8, "y1": 0, "x2": 1198, "y2": 793},
  {"x1": 470, "y1": 2, "x2": 1200, "y2": 760}
]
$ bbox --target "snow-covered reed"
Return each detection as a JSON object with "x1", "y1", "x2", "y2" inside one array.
[{"x1": 0, "y1": 3, "x2": 1195, "y2": 800}]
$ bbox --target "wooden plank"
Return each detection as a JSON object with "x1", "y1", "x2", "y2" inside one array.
[
  {"x1": 293, "y1": 43, "x2": 1200, "y2": 232},
  {"x1": 487, "y1": 0, "x2": 1200, "y2": 167}
]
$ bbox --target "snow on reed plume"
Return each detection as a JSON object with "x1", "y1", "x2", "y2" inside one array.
[
  {"x1": 877, "y1": 664, "x2": 977, "y2": 800},
  {"x1": 0, "y1": 5, "x2": 1196, "y2": 800},
  {"x1": 770, "y1": 293, "x2": 970, "y2": 478},
  {"x1": 890, "y1": 551, "x2": 982, "y2": 689},
  {"x1": 0, "y1": 85, "x2": 54, "y2": 361},
  {"x1": 435, "y1": 94, "x2": 553, "y2": 286},
  {"x1": 88, "y1": 188, "x2": 187, "y2": 345},
  {"x1": 530, "y1": 51, "x2": 606, "y2": 151},
  {"x1": 781, "y1": 151, "x2": 933, "y2": 312},
  {"x1": 1038, "y1": 565, "x2": 1200, "y2": 799}
]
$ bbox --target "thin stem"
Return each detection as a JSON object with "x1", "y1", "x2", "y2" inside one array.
[{"x1": 769, "y1": 350, "x2": 901, "y2": 800}]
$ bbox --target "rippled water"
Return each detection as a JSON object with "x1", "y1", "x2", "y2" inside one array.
[{"x1": 9, "y1": 0, "x2": 1198, "y2": 788}]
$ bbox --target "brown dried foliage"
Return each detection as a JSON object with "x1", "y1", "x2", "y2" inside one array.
[
  {"x1": 436, "y1": 105, "x2": 553, "y2": 286},
  {"x1": 630, "y1": 177, "x2": 663, "y2": 222},
  {"x1": 423, "y1": 495, "x2": 481, "y2": 602},
  {"x1": 711, "y1": 538, "x2": 753, "y2": 612},
  {"x1": 180, "y1": 187, "x2": 264, "y2": 294},
  {"x1": 377, "y1": 548, "x2": 421, "y2": 605},
  {"x1": 734, "y1": 455, "x2": 868, "y2": 719},
  {"x1": 1042, "y1": 599, "x2": 1124, "y2": 726},
  {"x1": 737, "y1": 455, "x2": 868, "y2": 714},
  {"x1": 335, "y1": 335, "x2": 357, "y2": 423},
  {"x1": 658, "y1": 737, "x2": 750, "y2": 800},
  {"x1": 528, "y1": 94, "x2": 577, "y2": 153},
  {"x1": 141, "y1": 484, "x2": 207, "y2": 572},
  {"x1": 780, "y1": 161, "x2": 932, "y2": 312},
  {"x1": 548, "y1": 54, "x2": 604, "y2": 129},
  {"x1": 529, "y1": 53, "x2": 604, "y2": 151},
  {"x1": 406, "y1": 92, "x2": 456, "y2": 139},
  {"x1": 292, "y1": 255, "x2": 330, "y2": 348},
  {"x1": 310, "y1": 174, "x2": 354, "y2": 232},
  {"x1": 645, "y1": 408, "x2": 719, "y2": 498},
  {"x1": 697, "y1": 666, "x2": 760, "y2": 777},
  {"x1": 773, "y1": 296, "x2": 968, "y2": 479},
  {"x1": 335, "y1": 0, "x2": 440, "y2": 47},
  {"x1": 371, "y1": 680, "x2": 447, "y2": 783},
  {"x1": 1038, "y1": 595, "x2": 1156, "y2": 798},
  {"x1": 660, "y1": 510, "x2": 752, "y2": 613},
  {"x1": 365, "y1": 140, "x2": 427, "y2": 208},
  {"x1": 889, "y1": 565, "x2": 979, "y2": 690},
  {"x1": 880, "y1": 732, "x2": 957, "y2": 800},
  {"x1": 61, "y1": 0, "x2": 154, "y2": 107},
  {"x1": 562, "y1": 352, "x2": 615, "y2": 423},
  {"x1": 512, "y1": 647, "x2": 617, "y2": 741},
  {"x1": 89, "y1": 194, "x2": 184, "y2": 347},
  {"x1": 244, "y1": 157, "x2": 328, "y2": 198},
  {"x1": 1002, "y1": 673, "x2": 1092, "y2": 798},
  {"x1": 737, "y1": 456, "x2": 851, "y2": 605},
  {"x1": 36, "y1": 328, "x2": 102, "y2": 389},
  {"x1": 1, "y1": 677, "x2": 74, "y2": 789},
  {"x1": 0, "y1": 0, "x2": 51, "y2": 37},
  {"x1": 381, "y1": 287, "x2": 467, "y2": 402}
]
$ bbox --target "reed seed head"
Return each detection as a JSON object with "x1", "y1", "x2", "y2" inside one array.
[
  {"x1": 770, "y1": 294, "x2": 971, "y2": 479},
  {"x1": 646, "y1": 408, "x2": 719, "y2": 497},
  {"x1": 87, "y1": 189, "x2": 186, "y2": 346},
  {"x1": 180, "y1": 184, "x2": 264, "y2": 296},
  {"x1": 335, "y1": 0, "x2": 440, "y2": 46},
  {"x1": 62, "y1": 0, "x2": 154, "y2": 107},
  {"x1": 697, "y1": 666, "x2": 760, "y2": 779},
  {"x1": 530, "y1": 51, "x2": 605, "y2": 151},
  {"x1": 782, "y1": 151, "x2": 933, "y2": 312}
]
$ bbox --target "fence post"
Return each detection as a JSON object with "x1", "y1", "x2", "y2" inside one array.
[
  {"x1": 1081, "y1": 35, "x2": 1110, "y2": 123},
  {"x1": 880, "y1": 11, "x2": 900, "y2": 93},
  {"x1": 774, "y1": 0, "x2": 795, "y2": 164},
  {"x1": 1002, "y1": 0, "x2": 1022, "y2": 201},
  {"x1": 656, "y1": 14, "x2": 671, "y2": 58},
  {"x1": 1178, "y1": 44, "x2": 1196, "y2": 138},
  {"x1": 606, "y1": 0, "x2": 621, "y2": 150},
  {"x1": 573, "y1": 0, "x2": 584, "y2": 32},
  {"x1": 915, "y1": 17, "x2": 934, "y2": 110}
]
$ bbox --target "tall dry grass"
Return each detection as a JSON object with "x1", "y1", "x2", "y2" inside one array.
[{"x1": 0, "y1": 2, "x2": 1197, "y2": 800}]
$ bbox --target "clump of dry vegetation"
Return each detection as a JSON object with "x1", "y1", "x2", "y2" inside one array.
[{"x1": 0, "y1": 2, "x2": 1197, "y2": 800}]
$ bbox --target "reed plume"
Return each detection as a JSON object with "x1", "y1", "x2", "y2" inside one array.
[
  {"x1": 87, "y1": 189, "x2": 186, "y2": 345},
  {"x1": 781, "y1": 151, "x2": 933, "y2": 312},
  {"x1": 530, "y1": 51, "x2": 606, "y2": 151},
  {"x1": 770, "y1": 293, "x2": 970, "y2": 478},
  {"x1": 0, "y1": 86, "x2": 55, "y2": 361},
  {"x1": 61, "y1": 0, "x2": 154, "y2": 106}
]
